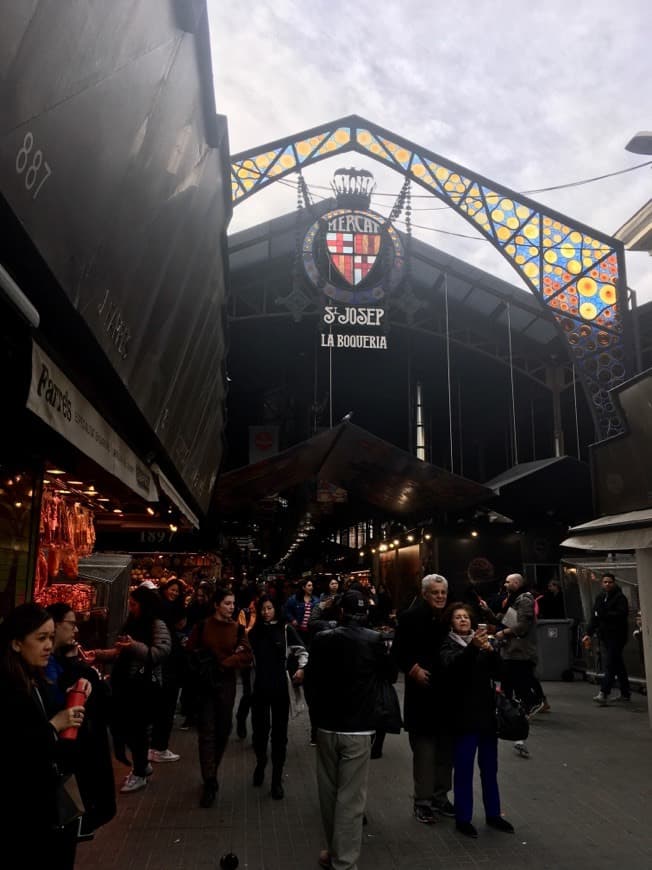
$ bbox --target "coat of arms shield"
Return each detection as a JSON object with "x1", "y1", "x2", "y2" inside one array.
[{"x1": 326, "y1": 223, "x2": 381, "y2": 287}]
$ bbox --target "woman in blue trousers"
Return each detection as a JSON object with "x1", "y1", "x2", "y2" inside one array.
[{"x1": 440, "y1": 603, "x2": 514, "y2": 839}]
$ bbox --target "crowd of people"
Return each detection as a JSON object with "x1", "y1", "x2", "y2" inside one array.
[{"x1": 0, "y1": 567, "x2": 635, "y2": 870}]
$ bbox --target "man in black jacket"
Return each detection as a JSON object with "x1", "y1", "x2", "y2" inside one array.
[
  {"x1": 582, "y1": 573, "x2": 631, "y2": 705},
  {"x1": 392, "y1": 574, "x2": 453, "y2": 824},
  {"x1": 307, "y1": 589, "x2": 395, "y2": 870}
]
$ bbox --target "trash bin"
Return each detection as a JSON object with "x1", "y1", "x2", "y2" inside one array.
[{"x1": 536, "y1": 619, "x2": 575, "y2": 680}]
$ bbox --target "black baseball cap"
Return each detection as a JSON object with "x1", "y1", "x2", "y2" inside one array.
[{"x1": 341, "y1": 589, "x2": 367, "y2": 615}]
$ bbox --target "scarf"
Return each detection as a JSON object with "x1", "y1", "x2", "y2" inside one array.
[{"x1": 448, "y1": 630, "x2": 475, "y2": 647}]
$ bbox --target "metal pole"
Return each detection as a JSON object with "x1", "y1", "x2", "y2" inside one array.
[
  {"x1": 572, "y1": 365, "x2": 581, "y2": 459},
  {"x1": 329, "y1": 339, "x2": 333, "y2": 428},
  {"x1": 506, "y1": 303, "x2": 518, "y2": 465},
  {"x1": 444, "y1": 276, "x2": 454, "y2": 472}
]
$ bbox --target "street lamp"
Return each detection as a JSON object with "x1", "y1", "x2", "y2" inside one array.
[{"x1": 625, "y1": 131, "x2": 652, "y2": 155}]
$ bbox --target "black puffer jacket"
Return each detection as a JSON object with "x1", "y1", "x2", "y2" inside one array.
[
  {"x1": 440, "y1": 634, "x2": 501, "y2": 735},
  {"x1": 306, "y1": 621, "x2": 395, "y2": 732}
]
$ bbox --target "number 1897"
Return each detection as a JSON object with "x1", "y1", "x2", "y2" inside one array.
[{"x1": 15, "y1": 131, "x2": 52, "y2": 199}]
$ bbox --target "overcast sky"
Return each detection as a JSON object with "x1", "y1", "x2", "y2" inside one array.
[{"x1": 208, "y1": 1, "x2": 652, "y2": 302}]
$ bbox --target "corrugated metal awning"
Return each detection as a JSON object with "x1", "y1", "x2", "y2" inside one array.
[{"x1": 562, "y1": 507, "x2": 652, "y2": 551}]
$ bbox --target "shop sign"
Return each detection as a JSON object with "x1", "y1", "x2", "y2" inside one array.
[
  {"x1": 26, "y1": 342, "x2": 157, "y2": 502},
  {"x1": 302, "y1": 199, "x2": 404, "y2": 352}
]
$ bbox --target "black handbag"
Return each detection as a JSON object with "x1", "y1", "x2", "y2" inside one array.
[
  {"x1": 186, "y1": 620, "x2": 240, "y2": 690},
  {"x1": 53, "y1": 768, "x2": 85, "y2": 829},
  {"x1": 187, "y1": 647, "x2": 222, "y2": 689},
  {"x1": 495, "y1": 691, "x2": 529, "y2": 742},
  {"x1": 374, "y1": 679, "x2": 403, "y2": 734}
]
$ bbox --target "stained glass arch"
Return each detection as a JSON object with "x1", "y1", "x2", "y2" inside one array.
[{"x1": 230, "y1": 115, "x2": 632, "y2": 439}]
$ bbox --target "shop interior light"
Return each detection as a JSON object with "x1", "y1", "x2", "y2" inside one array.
[
  {"x1": 113, "y1": 508, "x2": 123, "y2": 514},
  {"x1": 46, "y1": 469, "x2": 66, "y2": 475},
  {"x1": 14, "y1": 475, "x2": 22, "y2": 482},
  {"x1": 393, "y1": 538, "x2": 400, "y2": 546},
  {"x1": 57, "y1": 489, "x2": 72, "y2": 494},
  {"x1": 14, "y1": 501, "x2": 23, "y2": 508},
  {"x1": 97, "y1": 498, "x2": 110, "y2": 502},
  {"x1": 67, "y1": 480, "x2": 84, "y2": 486},
  {"x1": 88, "y1": 484, "x2": 96, "y2": 491},
  {"x1": 424, "y1": 533, "x2": 432, "y2": 540},
  {"x1": 83, "y1": 490, "x2": 97, "y2": 496},
  {"x1": 407, "y1": 534, "x2": 414, "y2": 542},
  {"x1": 169, "y1": 523, "x2": 178, "y2": 532},
  {"x1": 389, "y1": 542, "x2": 395, "y2": 548},
  {"x1": 471, "y1": 530, "x2": 479, "y2": 538},
  {"x1": 359, "y1": 550, "x2": 364, "y2": 557},
  {"x1": 146, "y1": 507, "x2": 156, "y2": 516},
  {"x1": 43, "y1": 479, "x2": 51, "y2": 484}
]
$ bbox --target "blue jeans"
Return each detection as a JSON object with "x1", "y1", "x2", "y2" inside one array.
[{"x1": 453, "y1": 732, "x2": 501, "y2": 823}]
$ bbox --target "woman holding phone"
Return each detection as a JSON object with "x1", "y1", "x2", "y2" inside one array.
[{"x1": 440, "y1": 603, "x2": 514, "y2": 839}]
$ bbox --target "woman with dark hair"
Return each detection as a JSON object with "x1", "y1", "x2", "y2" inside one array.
[
  {"x1": 440, "y1": 603, "x2": 514, "y2": 839},
  {"x1": 0, "y1": 603, "x2": 88, "y2": 867},
  {"x1": 248, "y1": 595, "x2": 308, "y2": 799},
  {"x1": 180, "y1": 581, "x2": 213, "y2": 728},
  {"x1": 285, "y1": 578, "x2": 319, "y2": 648},
  {"x1": 45, "y1": 602, "x2": 115, "y2": 839},
  {"x1": 150, "y1": 578, "x2": 187, "y2": 763},
  {"x1": 90, "y1": 585, "x2": 171, "y2": 794},
  {"x1": 187, "y1": 586, "x2": 253, "y2": 807}
]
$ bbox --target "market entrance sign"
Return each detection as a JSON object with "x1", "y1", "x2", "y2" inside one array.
[
  {"x1": 231, "y1": 115, "x2": 632, "y2": 441},
  {"x1": 302, "y1": 176, "x2": 404, "y2": 352}
]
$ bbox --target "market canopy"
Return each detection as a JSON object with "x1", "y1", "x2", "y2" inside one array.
[
  {"x1": 484, "y1": 455, "x2": 593, "y2": 525},
  {"x1": 214, "y1": 421, "x2": 492, "y2": 516}
]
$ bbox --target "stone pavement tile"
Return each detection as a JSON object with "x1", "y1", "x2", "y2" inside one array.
[{"x1": 76, "y1": 679, "x2": 652, "y2": 870}]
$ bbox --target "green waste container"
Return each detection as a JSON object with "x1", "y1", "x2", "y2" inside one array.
[{"x1": 536, "y1": 619, "x2": 574, "y2": 680}]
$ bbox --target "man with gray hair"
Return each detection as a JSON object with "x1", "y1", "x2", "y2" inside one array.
[{"x1": 393, "y1": 573, "x2": 454, "y2": 823}]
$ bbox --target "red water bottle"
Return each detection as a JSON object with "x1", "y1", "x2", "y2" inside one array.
[{"x1": 60, "y1": 678, "x2": 87, "y2": 740}]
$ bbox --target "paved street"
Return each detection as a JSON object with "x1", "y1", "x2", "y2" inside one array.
[{"x1": 76, "y1": 678, "x2": 652, "y2": 870}]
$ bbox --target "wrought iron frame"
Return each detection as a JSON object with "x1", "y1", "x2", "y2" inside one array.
[{"x1": 231, "y1": 115, "x2": 632, "y2": 438}]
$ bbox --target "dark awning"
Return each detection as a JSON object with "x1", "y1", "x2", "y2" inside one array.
[
  {"x1": 215, "y1": 421, "x2": 492, "y2": 516},
  {"x1": 484, "y1": 455, "x2": 592, "y2": 524}
]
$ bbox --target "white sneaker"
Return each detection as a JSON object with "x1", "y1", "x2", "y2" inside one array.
[
  {"x1": 120, "y1": 773, "x2": 147, "y2": 793},
  {"x1": 514, "y1": 741, "x2": 530, "y2": 759},
  {"x1": 149, "y1": 749, "x2": 180, "y2": 763}
]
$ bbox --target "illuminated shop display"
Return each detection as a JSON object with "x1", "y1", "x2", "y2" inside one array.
[{"x1": 33, "y1": 483, "x2": 96, "y2": 608}]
